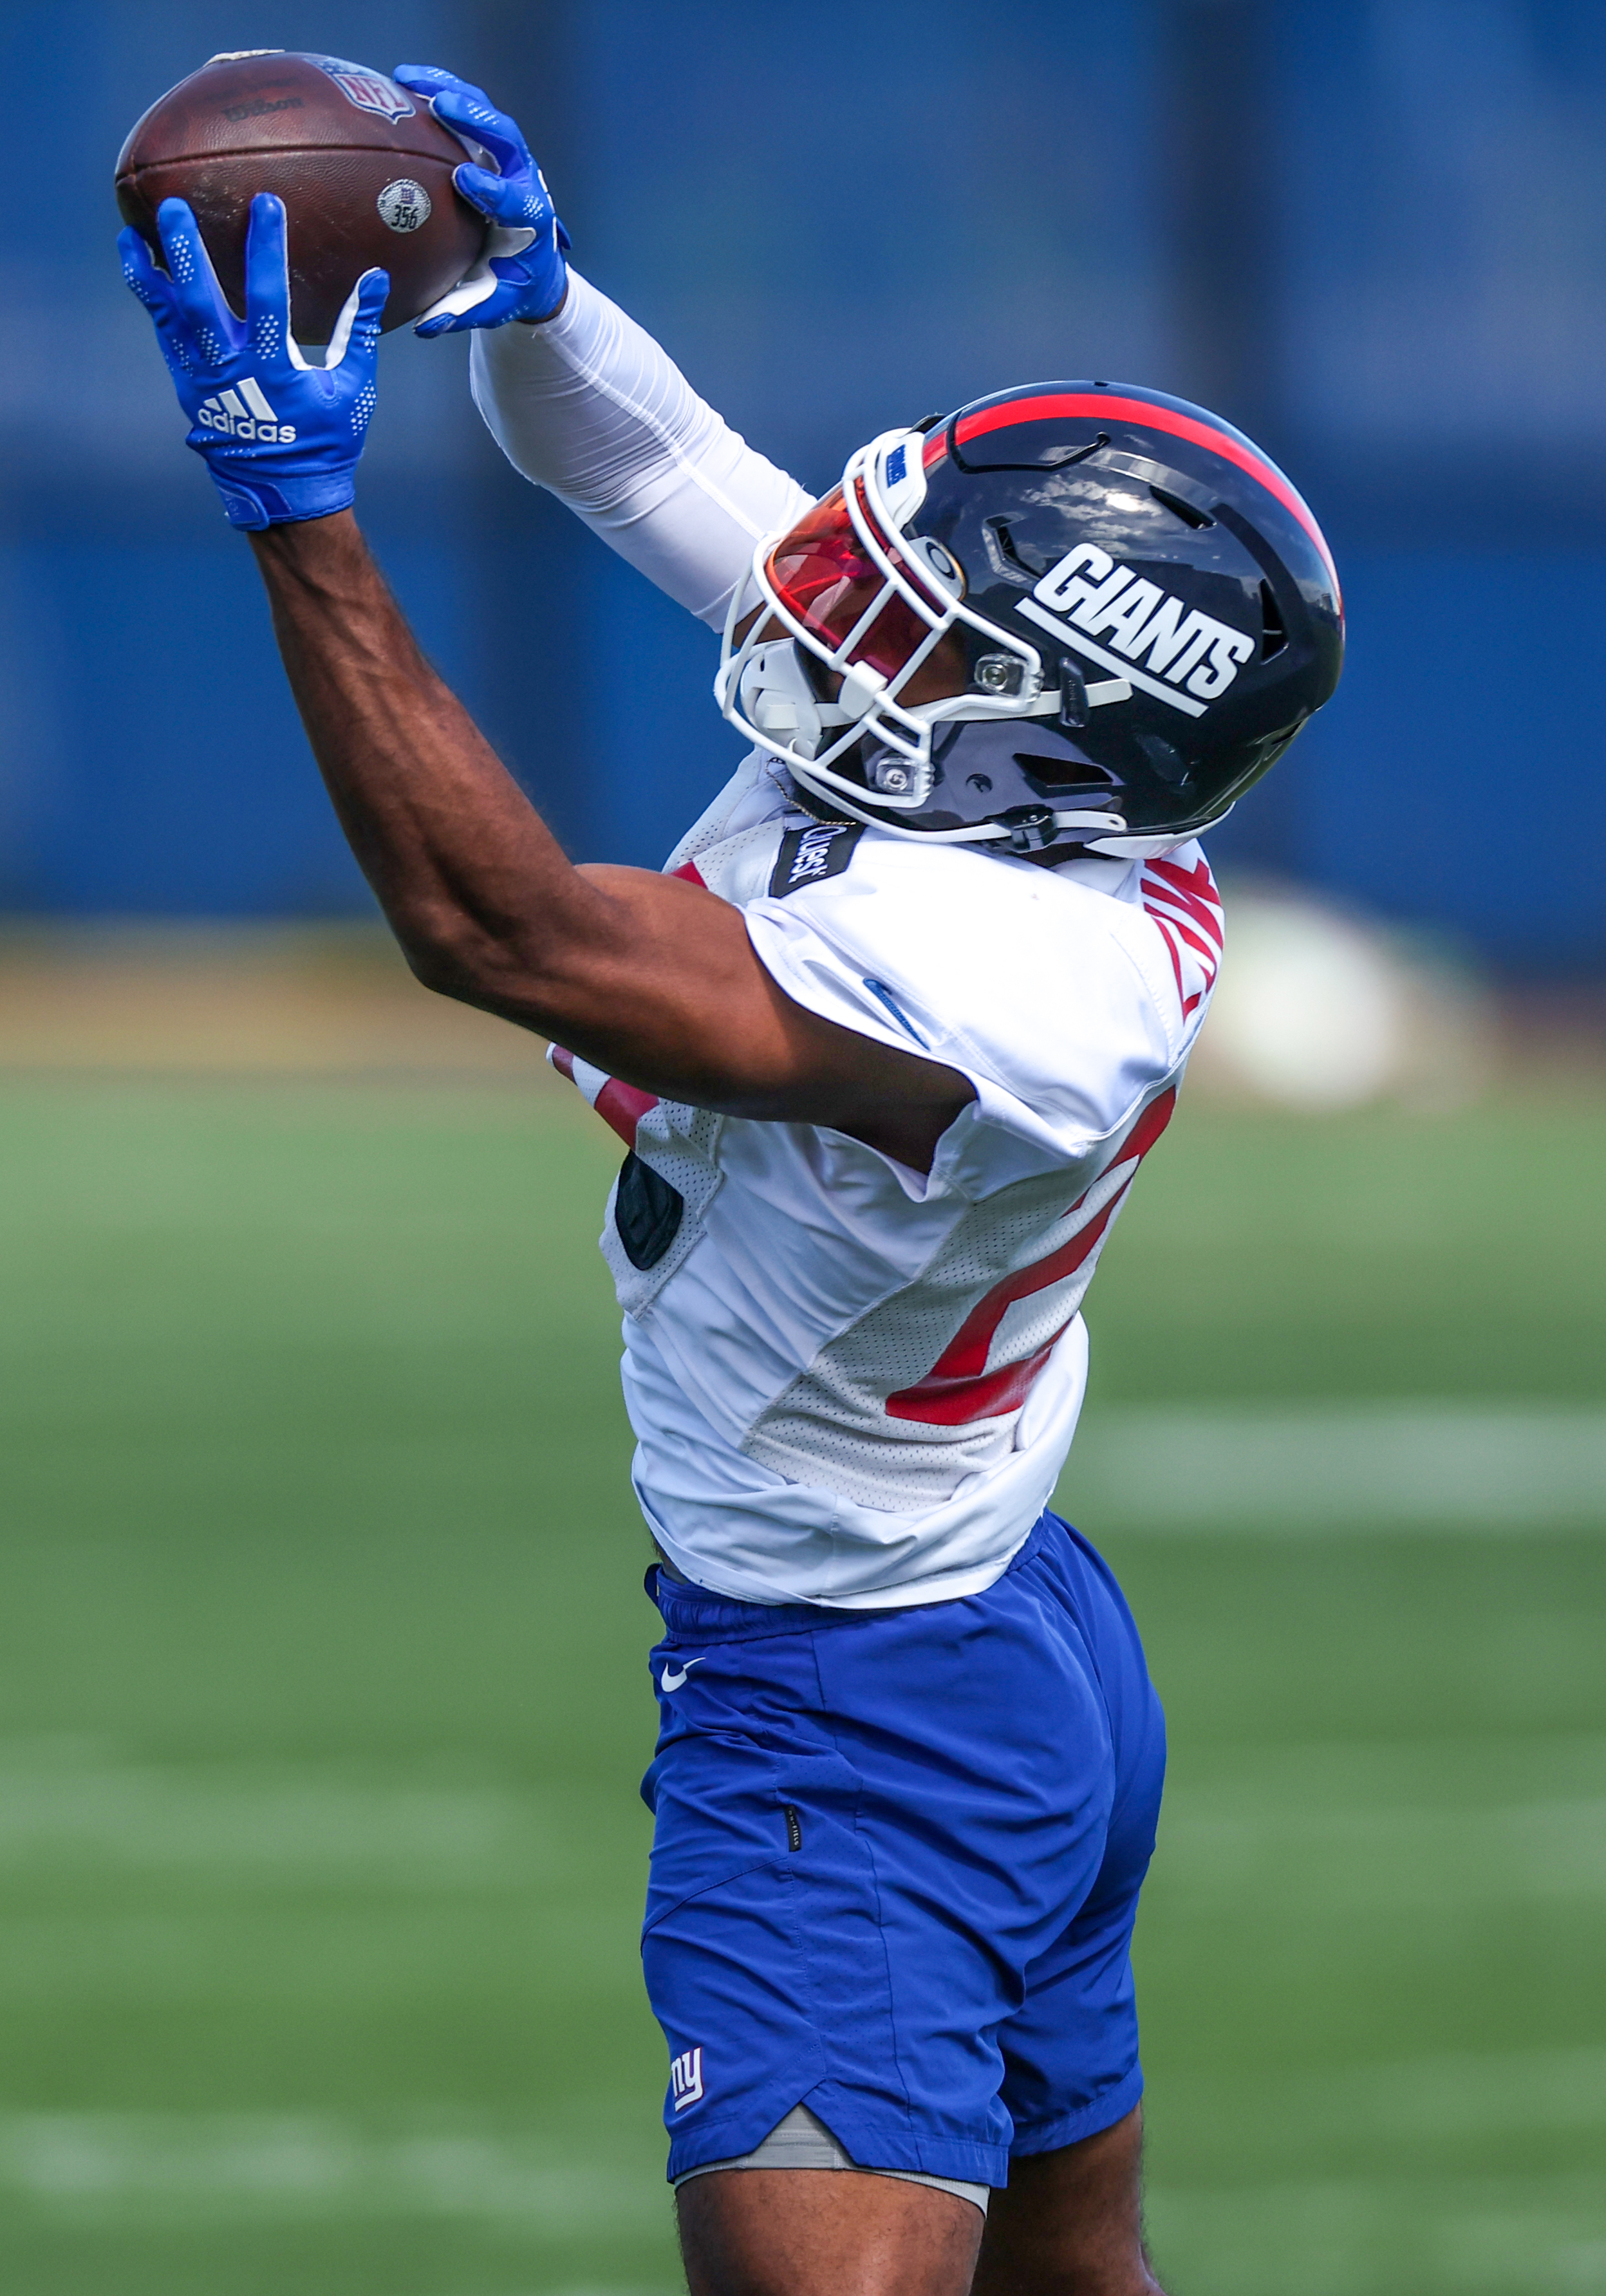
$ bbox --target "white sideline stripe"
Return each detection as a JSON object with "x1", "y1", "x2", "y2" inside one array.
[
  {"x1": 0, "y1": 2112, "x2": 662, "y2": 2228},
  {"x1": 1061, "y1": 1407, "x2": 1606, "y2": 1527}
]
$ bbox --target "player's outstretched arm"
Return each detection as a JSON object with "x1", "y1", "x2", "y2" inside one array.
[
  {"x1": 250, "y1": 509, "x2": 971, "y2": 1170},
  {"x1": 120, "y1": 184, "x2": 966, "y2": 1167},
  {"x1": 395, "y1": 65, "x2": 812, "y2": 631}
]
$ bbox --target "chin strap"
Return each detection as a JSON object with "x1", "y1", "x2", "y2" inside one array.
[
  {"x1": 783, "y1": 765, "x2": 1128, "y2": 852},
  {"x1": 782, "y1": 761, "x2": 1229, "y2": 859}
]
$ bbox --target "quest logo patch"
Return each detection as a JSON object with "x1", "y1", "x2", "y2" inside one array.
[{"x1": 769, "y1": 822, "x2": 864, "y2": 898}]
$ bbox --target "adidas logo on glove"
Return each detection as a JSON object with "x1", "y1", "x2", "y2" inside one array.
[{"x1": 196, "y1": 377, "x2": 296, "y2": 445}]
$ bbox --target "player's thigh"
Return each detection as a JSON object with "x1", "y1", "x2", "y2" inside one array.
[
  {"x1": 678, "y1": 2165, "x2": 984, "y2": 2296},
  {"x1": 996, "y1": 1523, "x2": 1166, "y2": 2158},
  {"x1": 973, "y1": 2107, "x2": 1164, "y2": 2296}
]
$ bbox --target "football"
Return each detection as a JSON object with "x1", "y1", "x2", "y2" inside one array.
[{"x1": 115, "y1": 50, "x2": 488, "y2": 345}]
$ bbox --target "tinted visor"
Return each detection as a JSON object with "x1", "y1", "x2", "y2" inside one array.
[{"x1": 765, "y1": 484, "x2": 960, "y2": 689}]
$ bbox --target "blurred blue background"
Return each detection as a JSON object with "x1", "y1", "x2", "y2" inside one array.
[{"x1": 5, "y1": 0, "x2": 1605, "y2": 974}]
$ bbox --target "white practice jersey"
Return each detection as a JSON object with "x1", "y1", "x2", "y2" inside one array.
[{"x1": 476, "y1": 277, "x2": 1225, "y2": 1608}]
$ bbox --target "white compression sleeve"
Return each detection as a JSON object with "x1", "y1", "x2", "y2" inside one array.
[{"x1": 471, "y1": 271, "x2": 815, "y2": 629}]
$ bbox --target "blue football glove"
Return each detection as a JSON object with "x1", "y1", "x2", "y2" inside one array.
[
  {"x1": 118, "y1": 193, "x2": 387, "y2": 531},
  {"x1": 391, "y1": 64, "x2": 570, "y2": 334}
]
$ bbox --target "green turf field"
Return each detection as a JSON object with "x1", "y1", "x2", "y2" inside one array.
[{"x1": 0, "y1": 1076, "x2": 1601, "y2": 2295}]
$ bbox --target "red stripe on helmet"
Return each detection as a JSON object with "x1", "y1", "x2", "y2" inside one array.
[{"x1": 926, "y1": 391, "x2": 1339, "y2": 602}]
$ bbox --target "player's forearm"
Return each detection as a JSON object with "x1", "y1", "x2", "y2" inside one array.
[
  {"x1": 248, "y1": 510, "x2": 602, "y2": 1012},
  {"x1": 247, "y1": 514, "x2": 971, "y2": 1160}
]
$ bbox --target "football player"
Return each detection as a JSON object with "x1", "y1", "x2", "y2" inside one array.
[{"x1": 121, "y1": 65, "x2": 1341, "y2": 2296}]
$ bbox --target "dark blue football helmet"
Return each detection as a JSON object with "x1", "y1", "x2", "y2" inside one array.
[{"x1": 717, "y1": 381, "x2": 1343, "y2": 857}]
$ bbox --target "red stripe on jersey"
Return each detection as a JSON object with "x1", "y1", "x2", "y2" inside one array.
[
  {"x1": 1114, "y1": 1085, "x2": 1179, "y2": 1168},
  {"x1": 1148, "y1": 854, "x2": 1222, "y2": 941},
  {"x1": 594, "y1": 1077, "x2": 660, "y2": 1147},
  {"x1": 550, "y1": 1043, "x2": 658, "y2": 1147},
  {"x1": 885, "y1": 1192, "x2": 1127, "y2": 1424},
  {"x1": 671, "y1": 861, "x2": 707, "y2": 886},
  {"x1": 1144, "y1": 856, "x2": 1222, "y2": 1014},
  {"x1": 926, "y1": 395, "x2": 1338, "y2": 599},
  {"x1": 886, "y1": 1088, "x2": 1177, "y2": 1426},
  {"x1": 1152, "y1": 917, "x2": 1186, "y2": 1005},
  {"x1": 1143, "y1": 855, "x2": 1224, "y2": 950},
  {"x1": 890, "y1": 1330, "x2": 1067, "y2": 1427},
  {"x1": 1158, "y1": 912, "x2": 1220, "y2": 978},
  {"x1": 1146, "y1": 852, "x2": 1220, "y2": 901}
]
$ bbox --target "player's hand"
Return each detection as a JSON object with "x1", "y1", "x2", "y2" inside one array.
[
  {"x1": 391, "y1": 64, "x2": 570, "y2": 333},
  {"x1": 118, "y1": 194, "x2": 387, "y2": 532}
]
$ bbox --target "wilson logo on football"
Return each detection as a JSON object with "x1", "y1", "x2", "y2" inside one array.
[
  {"x1": 1023, "y1": 545, "x2": 1255, "y2": 719},
  {"x1": 195, "y1": 380, "x2": 295, "y2": 445}
]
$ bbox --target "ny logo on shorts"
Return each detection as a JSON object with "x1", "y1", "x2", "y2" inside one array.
[{"x1": 669, "y1": 2046, "x2": 705, "y2": 2111}]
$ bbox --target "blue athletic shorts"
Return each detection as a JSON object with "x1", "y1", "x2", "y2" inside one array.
[{"x1": 640, "y1": 1511, "x2": 1166, "y2": 2189}]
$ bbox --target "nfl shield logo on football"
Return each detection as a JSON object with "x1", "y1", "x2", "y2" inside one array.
[{"x1": 317, "y1": 58, "x2": 415, "y2": 119}]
